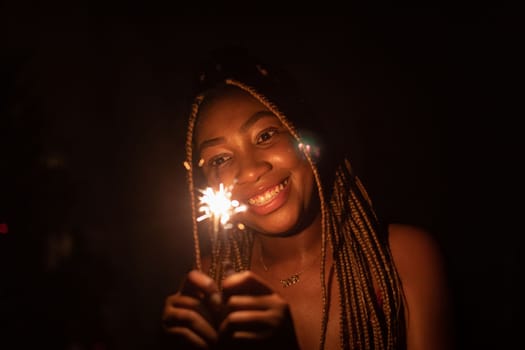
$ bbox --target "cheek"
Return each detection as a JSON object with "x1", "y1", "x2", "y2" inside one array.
[
  {"x1": 304, "y1": 167, "x2": 316, "y2": 202},
  {"x1": 199, "y1": 165, "x2": 222, "y2": 188},
  {"x1": 292, "y1": 148, "x2": 316, "y2": 199},
  {"x1": 271, "y1": 140, "x2": 304, "y2": 166},
  {"x1": 202, "y1": 167, "x2": 237, "y2": 189},
  {"x1": 299, "y1": 162, "x2": 315, "y2": 193},
  {"x1": 200, "y1": 167, "x2": 216, "y2": 187},
  {"x1": 277, "y1": 148, "x2": 315, "y2": 196}
]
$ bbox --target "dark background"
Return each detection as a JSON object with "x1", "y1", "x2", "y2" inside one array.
[{"x1": 1, "y1": 3, "x2": 520, "y2": 349}]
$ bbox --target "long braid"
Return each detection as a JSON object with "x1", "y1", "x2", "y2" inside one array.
[
  {"x1": 329, "y1": 159, "x2": 407, "y2": 349},
  {"x1": 183, "y1": 78, "x2": 406, "y2": 349},
  {"x1": 184, "y1": 95, "x2": 205, "y2": 271}
]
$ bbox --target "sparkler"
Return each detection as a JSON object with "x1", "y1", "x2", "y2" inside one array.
[
  {"x1": 197, "y1": 183, "x2": 246, "y2": 239},
  {"x1": 196, "y1": 183, "x2": 246, "y2": 284}
]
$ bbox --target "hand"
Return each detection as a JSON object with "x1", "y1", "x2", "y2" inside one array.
[
  {"x1": 162, "y1": 270, "x2": 222, "y2": 349},
  {"x1": 218, "y1": 271, "x2": 301, "y2": 350}
]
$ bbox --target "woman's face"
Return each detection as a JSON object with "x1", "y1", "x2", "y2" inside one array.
[{"x1": 195, "y1": 88, "x2": 317, "y2": 236}]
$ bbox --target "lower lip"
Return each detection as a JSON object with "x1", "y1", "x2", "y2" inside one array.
[{"x1": 248, "y1": 181, "x2": 291, "y2": 216}]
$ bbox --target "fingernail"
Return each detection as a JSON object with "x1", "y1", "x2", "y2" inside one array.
[{"x1": 209, "y1": 292, "x2": 222, "y2": 306}]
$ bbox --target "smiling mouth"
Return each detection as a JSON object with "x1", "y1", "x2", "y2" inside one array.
[{"x1": 247, "y1": 178, "x2": 289, "y2": 207}]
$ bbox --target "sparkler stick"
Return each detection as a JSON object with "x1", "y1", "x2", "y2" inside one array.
[{"x1": 196, "y1": 183, "x2": 246, "y2": 283}]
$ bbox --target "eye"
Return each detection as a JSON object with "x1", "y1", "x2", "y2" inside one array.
[
  {"x1": 256, "y1": 127, "x2": 279, "y2": 144},
  {"x1": 208, "y1": 154, "x2": 232, "y2": 168}
]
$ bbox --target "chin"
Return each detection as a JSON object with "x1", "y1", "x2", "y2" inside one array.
[{"x1": 246, "y1": 211, "x2": 304, "y2": 236}]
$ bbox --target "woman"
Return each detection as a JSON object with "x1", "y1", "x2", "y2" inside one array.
[{"x1": 161, "y1": 47, "x2": 452, "y2": 350}]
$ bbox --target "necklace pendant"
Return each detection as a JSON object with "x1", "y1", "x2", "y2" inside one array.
[{"x1": 280, "y1": 273, "x2": 301, "y2": 288}]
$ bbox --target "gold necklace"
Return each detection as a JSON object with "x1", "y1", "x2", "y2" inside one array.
[
  {"x1": 259, "y1": 257, "x2": 303, "y2": 287},
  {"x1": 259, "y1": 246, "x2": 320, "y2": 288}
]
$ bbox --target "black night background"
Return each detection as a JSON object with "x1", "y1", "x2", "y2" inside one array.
[{"x1": 1, "y1": 3, "x2": 520, "y2": 349}]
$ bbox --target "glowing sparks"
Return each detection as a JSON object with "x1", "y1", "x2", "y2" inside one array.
[{"x1": 197, "y1": 183, "x2": 246, "y2": 231}]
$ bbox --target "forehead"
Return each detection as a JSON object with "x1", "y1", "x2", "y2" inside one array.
[
  {"x1": 195, "y1": 87, "x2": 270, "y2": 135},
  {"x1": 200, "y1": 87, "x2": 263, "y2": 119}
]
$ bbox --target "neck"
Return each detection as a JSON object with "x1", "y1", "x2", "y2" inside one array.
[{"x1": 255, "y1": 212, "x2": 322, "y2": 267}]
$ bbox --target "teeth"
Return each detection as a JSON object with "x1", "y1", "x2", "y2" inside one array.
[{"x1": 248, "y1": 179, "x2": 288, "y2": 206}]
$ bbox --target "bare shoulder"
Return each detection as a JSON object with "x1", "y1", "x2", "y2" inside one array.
[
  {"x1": 387, "y1": 223, "x2": 453, "y2": 350},
  {"x1": 387, "y1": 223, "x2": 445, "y2": 268},
  {"x1": 387, "y1": 223, "x2": 447, "y2": 292}
]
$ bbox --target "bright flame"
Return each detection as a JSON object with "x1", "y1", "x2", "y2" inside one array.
[{"x1": 197, "y1": 183, "x2": 246, "y2": 231}]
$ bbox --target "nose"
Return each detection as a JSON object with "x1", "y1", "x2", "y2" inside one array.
[{"x1": 234, "y1": 153, "x2": 271, "y2": 185}]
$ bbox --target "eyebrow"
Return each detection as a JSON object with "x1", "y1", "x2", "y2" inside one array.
[
  {"x1": 240, "y1": 110, "x2": 276, "y2": 133},
  {"x1": 198, "y1": 110, "x2": 277, "y2": 153}
]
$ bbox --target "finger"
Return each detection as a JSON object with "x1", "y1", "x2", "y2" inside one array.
[
  {"x1": 180, "y1": 270, "x2": 220, "y2": 298},
  {"x1": 164, "y1": 292, "x2": 222, "y2": 329},
  {"x1": 179, "y1": 270, "x2": 223, "y2": 313},
  {"x1": 218, "y1": 309, "x2": 277, "y2": 335},
  {"x1": 221, "y1": 271, "x2": 273, "y2": 300},
  {"x1": 165, "y1": 293, "x2": 200, "y2": 309},
  {"x1": 164, "y1": 326, "x2": 209, "y2": 349},
  {"x1": 225, "y1": 294, "x2": 284, "y2": 311},
  {"x1": 219, "y1": 295, "x2": 292, "y2": 336},
  {"x1": 163, "y1": 307, "x2": 218, "y2": 345},
  {"x1": 227, "y1": 329, "x2": 274, "y2": 341}
]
